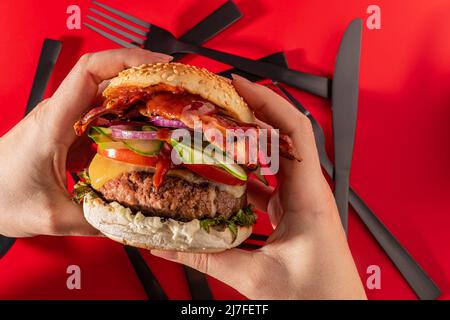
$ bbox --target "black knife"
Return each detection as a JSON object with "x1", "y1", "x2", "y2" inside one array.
[
  {"x1": 0, "y1": 39, "x2": 62, "y2": 260},
  {"x1": 25, "y1": 39, "x2": 62, "y2": 115},
  {"x1": 0, "y1": 236, "x2": 16, "y2": 259},
  {"x1": 172, "y1": 0, "x2": 242, "y2": 61},
  {"x1": 124, "y1": 246, "x2": 168, "y2": 300},
  {"x1": 274, "y1": 83, "x2": 441, "y2": 300},
  {"x1": 219, "y1": 52, "x2": 289, "y2": 79},
  {"x1": 332, "y1": 19, "x2": 362, "y2": 234}
]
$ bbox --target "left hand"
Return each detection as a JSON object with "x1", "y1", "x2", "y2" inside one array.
[{"x1": 0, "y1": 48, "x2": 172, "y2": 237}]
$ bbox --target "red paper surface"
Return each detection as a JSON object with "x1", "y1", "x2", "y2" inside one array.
[{"x1": 0, "y1": 0, "x2": 449, "y2": 300}]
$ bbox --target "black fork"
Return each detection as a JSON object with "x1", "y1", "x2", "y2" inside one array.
[{"x1": 85, "y1": 1, "x2": 331, "y2": 98}]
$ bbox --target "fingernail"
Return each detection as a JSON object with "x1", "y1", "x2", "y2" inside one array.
[
  {"x1": 155, "y1": 53, "x2": 173, "y2": 62},
  {"x1": 231, "y1": 73, "x2": 252, "y2": 84},
  {"x1": 151, "y1": 249, "x2": 178, "y2": 260}
]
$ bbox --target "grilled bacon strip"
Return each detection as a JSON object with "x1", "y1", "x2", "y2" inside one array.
[{"x1": 73, "y1": 88, "x2": 301, "y2": 162}]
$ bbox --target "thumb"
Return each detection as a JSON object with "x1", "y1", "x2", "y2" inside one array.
[
  {"x1": 49, "y1": 198, "x2": 102, "y2": 236},
  {"x1": 151, "y1": 249, "x2": 257, "y2": 294}
]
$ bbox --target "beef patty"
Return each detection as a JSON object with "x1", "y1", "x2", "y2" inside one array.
[{"x1": 99, "y1": 171, "x2": 246, "y2": 220}]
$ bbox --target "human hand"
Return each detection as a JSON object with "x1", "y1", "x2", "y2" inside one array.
[
  {"x1": 0, "y1": 48, "x2": 172, "y2": 237},
  {"x1": 152, "y1": 75, "x2": 367, "y2": 300}
]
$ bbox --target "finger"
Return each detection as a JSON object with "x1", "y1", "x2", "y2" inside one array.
[
  {"x1": 151, "y1": 249, "x2": 257, "y2": 296},
  {"x1": 247, "y1": 180, "x2": 283, "y2": 228},
  {"x1": 254, "y1": 117, "x2": 273, "y2": 130},
  {"x1": 93, "y1": 80, "x2": 110, "y2": 105},
  {"x1": 48, "y1": 48, "x2": 172, "y2": 138},
  {"x1": 233, "y1": 75, "x2": 335, "y2": 227},
  {"x1": 232, "y1": 74, "x2": 306, "y2": 136},
  {"x1": 52, "y1": 199, "x2": 102, "y2": 236},
  {"x1": 247, "y1": 178, "x2": 273, "y2": 211},
  {"x1": 232, "y1": 74, "x2": 322, "y2": 174}
]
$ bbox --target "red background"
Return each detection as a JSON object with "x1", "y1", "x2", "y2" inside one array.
[{"x1": 1, "y1": 0, "x2": 450, "y2": 300}]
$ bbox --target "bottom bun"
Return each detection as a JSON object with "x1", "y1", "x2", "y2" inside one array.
[{"x1": 83, "y1": 194, "x2": 252, "y2": 253}]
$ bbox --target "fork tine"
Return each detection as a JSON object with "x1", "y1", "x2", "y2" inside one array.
[
  {"x1": 83, "y1": 23, "x2": 139, "y2": 48},
  {"x1": 89, "y1": 8, "x2": 148, "y2": 37},
  {"x1": 92, "y1": 0, "x2": 150, "y2": 29},
  {"x1": 86, "y1": 15, "x2": 145, "y2": 45}
]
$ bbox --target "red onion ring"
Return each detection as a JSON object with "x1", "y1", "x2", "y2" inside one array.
[
  {"x1": 93, "y1": 118, "x2": 151, "y2": 128},
  {"x1": 110, "y1": 126, "x2": 159, "y2": 140},
  {"x1": 150, "y1": 116, "x2": 187, "y2": 128}
]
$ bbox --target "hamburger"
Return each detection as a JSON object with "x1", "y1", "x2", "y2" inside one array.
[{"x1": 72, "y1": 63, "x2": 299, "y2": 252}]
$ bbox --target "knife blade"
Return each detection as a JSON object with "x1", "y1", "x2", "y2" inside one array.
[{"x1": 332, "y1": 19, "x2": 362, "y2": 234}]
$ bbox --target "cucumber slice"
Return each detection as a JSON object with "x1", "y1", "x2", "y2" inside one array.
[
  {"x1": 90, "y1": 126, "x2": 162, "y2": 156},
  {"x1": 88, "y1": 126, "x2": 114, "y2": 144},
  {"x1": 216, "y1": 159, "x2": 247, "y2": 181},
  {"x1": 98, "y1": 140, "x2": 162, "y2": 156},
  {"x1": 170, "y1": 139, "x2": 247, "y2": 181},
  {"x1": 93, "y1": 126, "x2": 112, "y2": 136},
  {"x1": 97, "y1": 141, "x2": 126, "y2": 150},
  {"x1": 171, "y1": 139, "x2": 201, "y2": 163},
  {"x1": 142, "y1": 125, "x2": 158, "y2": 131},
  {"x1": 123, "y1": 140, "x2": 163, "y2": 156}
]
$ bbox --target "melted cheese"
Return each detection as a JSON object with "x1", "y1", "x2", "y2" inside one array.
[
  {"x1": 88, "y1": 153, "x2": 246, "y2": 198},
  {"x1": 89, "y1": 154, "x2": 155, "y2": 190}
]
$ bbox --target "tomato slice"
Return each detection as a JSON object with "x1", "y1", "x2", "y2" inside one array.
[
  {"x1": 97, "y1": 147, "x2": 159, "y2": 167},
  {"x1": 183, "y1": 163, "x2": 246, "y2": 186},
  {"x1": 97, "y1": 147, "x2": 245, "y2": 186}
]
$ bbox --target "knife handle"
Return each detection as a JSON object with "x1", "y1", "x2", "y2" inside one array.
[
  {"x1": 124, "y1": 246, "x2": 168, "y2": 300},
  {"x1": 25, "y1": 39, "x2": 62, "y2": 115},
  {"x1": 178, "y1": 1, "x2": 242, "y2": 44},
  {"x1": 348, "y1": 189, "x2": 441, "y2": 300},
  {"x1": 0, "y1": 39, "x2": 62, "y2": 261},
  {"x1": 173, "y1": 1, "x2": 242, "y2": 61},
  {"x1": 280, "y1": 68, "x2": 331, "y2": 99},
  {"x1": 334, "y1": 170, "x2": 350, "y2": 233},
  {"x1": 183, "y1": 266, "x2": 213, "y2": 300},
  {"x1": 0, "y1": 236, "x2": 15, "y2": 259},
  {"x1": 181, "y1": 43, "x2": 331, "y2": 98}
]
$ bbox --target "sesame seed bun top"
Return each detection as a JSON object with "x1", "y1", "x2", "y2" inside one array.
[{"x1": 104, "y1": 62, "x2": 255, "y2": 124}]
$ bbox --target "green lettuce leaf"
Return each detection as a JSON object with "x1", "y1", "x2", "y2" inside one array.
[
  {"x1": 199, "y1": 205, "x2": 256, "y2": 242},
  {"x1": 71, "y1": 171, "x2": 256, "y2": 243},
  {"x1": 71, "y1": 171, "x2": 96, "y2": 204}
]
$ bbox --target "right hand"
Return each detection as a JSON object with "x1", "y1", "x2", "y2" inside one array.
[{"x1": 152, "y1": 75, "x2": 367, "y2": 300}]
